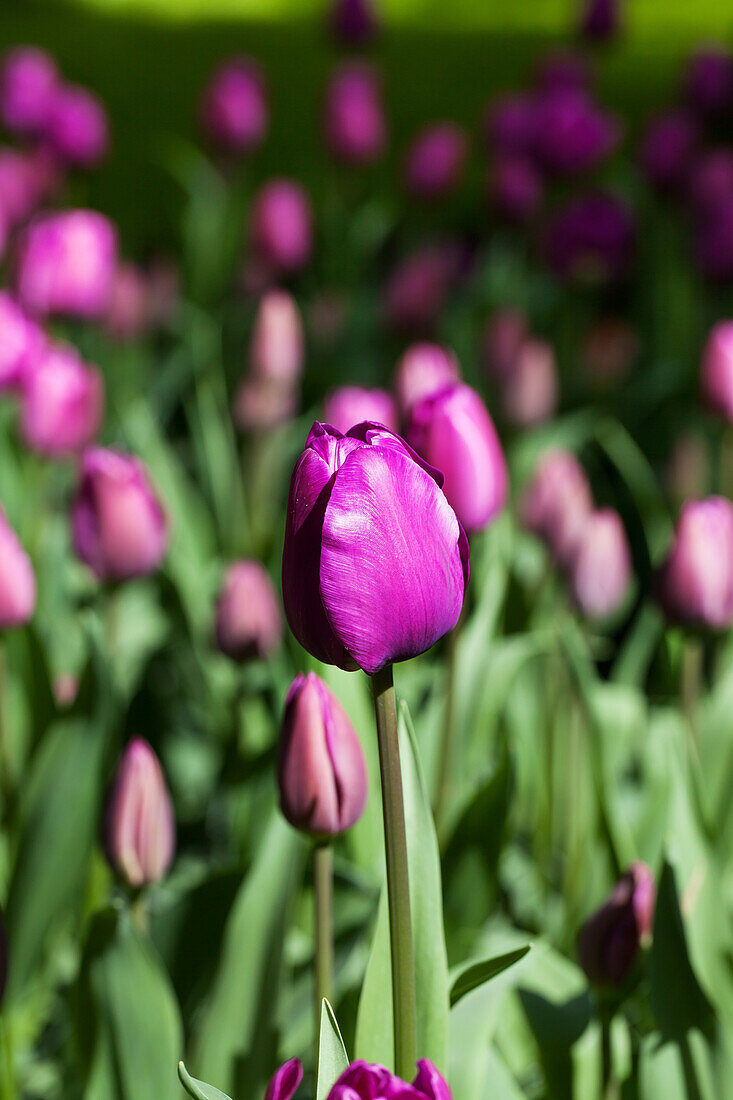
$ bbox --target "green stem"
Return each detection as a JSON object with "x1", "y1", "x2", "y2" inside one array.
[
  {"x1": 681, "y1": 636, "x2": 703, "y2": 738},
  {"x1": 1, "y1": 1015, "x2": 16, "y2": 1100},
  {"x1": 370, "y1": 665, "x2": 417, "y2": 1080},
  {"x1": 313, "y1": 842, "x2": 334, "y2": 1053},
  {"x1": 433, "y1": 617, "x2": 461, "y2": 834},
  {"x1": 601, "y1": 1010, "x2": 613, "y2": 1099}
]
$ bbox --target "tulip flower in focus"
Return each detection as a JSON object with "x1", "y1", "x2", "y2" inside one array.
[
  {"x1": 72, "y1": 447, "x2": 168, "y2": 581},
  {"x1": 403, "y1": 123, "x2": 468, "y2": 199},
  {"x1": 16, "y1": 209, "x2": 117, "y2": 319},
  {"x1": 700, "y1": 320, "x2": 733, "y2": 422},
  {"x1": 569, "y1": 508, "x2": 632, "y2": 619},
  {"x1": 19, "y1": 343, "x2": 103, "y2": 457},
  {"x1": 278, "y1": 672, "x2": 367, "y2": 837},
  {"x1": 327, "y1": 1060, "x2": 451, "y2": 1100},
  {"x1": 639, "y1": 110, "x2": 698, "y2": 193},
  {"x1": 657, "y1": 496, "x2": 733, "y2": 631},
  {"x1": 408, "y1": 383, "x2": 507, "y2": 534},
  {"x1": 105, "y1": 738, "x2": 175, "y2": 889},
  {"x1": 324, "y1": 385, "x2": 397, "y2": 433},
  {"x1": 250, "y1": 179, "x2": 313, "y2": 275},
  {"x1": 684, "y1": 47, "x2": 733, "y2": 118},
  {"x1": 0, "y1": 508, "x2": 36, "y2": 629},
  {"x1": 199, "y1": 56, "x2": 268, "y2": 154},
  {"x1": 324, "y1": 62, "x2": 386, "y2": 165},
  {"x1": 521, "y1": 449, "x2": 593, "y2": 566},
  {"x1": 500, "y1": 337, "x2": 559, "y2": 428},
  {"x1": 329, "y1": 0, "x2": 378, "y2": 46},
  {"x1": 0, "y1": 47, "x2": 58, "y2": 138},
  {"x1": 394, "y1": 341, "x2": 460, "y2": 416},
  {"x1": 282, "y1": 422, "x2": 469, "y2": 674},
  {"x1": 215, "y1": 560, "x2": 282, "y2": 662},
  {"x1": 578, "y1": 863, "x2": 656, "y2": 988},
  {"x1": 0, "y1": 291, "x2": 43, "y2": 392},
  {"x1": 44, "y1": 84, "x2": 109, "y2": 168}
]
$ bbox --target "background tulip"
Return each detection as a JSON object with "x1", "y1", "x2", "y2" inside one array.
[
  {"x1": 250, "y1": 289, "x2": 304, "y2": 385},
  {"x1": 521, "y1": 449, "x2": 594, "y2": 566},
  {"x1": 0, "y1": 291, "x2": 42, "y2": 392},
  {"x1": 16, "y1": 209, "x2": 117, "y2": 319},
  {"x1": 382, "y1": 242, "x2": 461, "y2": 333},
  {"x1": 657, "y1": 496, "x2": 733, "y2": 631},
  {"x1": 639, "y1": 110, "x2": 698, "y2": 193},
  {"x1": 578, "y1": 863, "x2": 656, "y2": 987},
  {"x1": 327, "y1": 1060, "x2": 451, "y2": 1100},
  {"x1": 483, "y1": 93, "x2": 537, "y2": 158},
  {"x1": 684, "y1": 47, "x2": 733, "y2": 118},
  {"x1": 264, "y1": 1059, "x2": 303, "y2": 1100},
  {"x1": 403, "y1": 122, "x2": 468, "y2": 198},
  {"x1": 482, "y1": 309, "x2": 528, "y2": 383},
  {"x1": 491, "y1": 155, "x2": 543, "y2": 223},
  {"x1": 0, "y1": 47, "x2": 58, "y2": 137},
  {"x1": 569, "y1": 507, "x2": 632, "y2": 618},
  {"x1": 104, "y1": 261, "x2": 149, "y2": 342},
  {"x1": 0, "y1": 508, "x2": 36, "y2": 629},
  {"x1": 329, "y1": 0, "x2": 378, "y2": 46},
  {"x1": 105, "y1": 738, "x2": 175, "y2": 889},
  {"x1": 581, "y1": 316, "x2": 638, "y2": 389},
  {"x1": 700, "y1": 320, "x2": 733, "y2": 422},
  {"x1": 324, "y1": 385, "x2": 397, "y2": 434},
  {"x1": 250, "y1": 179, "x2": 313, "y2": 274},
  {"x1": 44, "y1": 84, "x2": 109, "y2": 167},
  {"x1": 545, "y1": 192, "x2": 635, "y2": 283},
  {"x1": 394, "y1": 341, "x2": 460, "y2": 415},
  {"x1": 580, "y1": 0, "x2": 620, "y2": 41},
  {"x1": 499, "y1": 337, "x2": 559, "y2": 428},
  {"x1": 533, "y1": 89, "x2": 621, "y2": 177},
  {"x1": 215, "y1": 560, "x2": 282, "y2": 661},
  {"x1": 324, "y1": 62, "x2": 386, "y2": 165},
  {"x1": 20, "y1": 343, "x2": 103, "y2": 457},
  {"x1": 199, "y1": 56, "x2": 268, "y2": 153}
]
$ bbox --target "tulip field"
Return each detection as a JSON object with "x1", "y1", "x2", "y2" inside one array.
[{"x1": 1, "y1": 1, "x2": 733, "y2": 1098}]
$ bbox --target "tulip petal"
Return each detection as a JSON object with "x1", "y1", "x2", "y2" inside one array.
[
  {"x1": 412, "y1": 1061, "x2": 452, "y2": 1100},
  {"x1": 264, "y1": 1058, "x2": 303, "y2": 1100}
]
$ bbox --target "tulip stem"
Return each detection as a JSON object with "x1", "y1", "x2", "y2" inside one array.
[
  {"x1": 371, "y1": 664, "x2": 417, "y2": 1081},
  {"x1": 314, "y1": 841, "x2": 334, "y2": 1052},
  {"x1": 434, "y1": 614, "x2": 461, "y2": 836},
  {"x1": 600, "y1": 1008, "x2": 617, "y2": 1100}
]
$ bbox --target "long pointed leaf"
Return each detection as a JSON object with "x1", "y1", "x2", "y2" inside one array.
[{"x1": 316, "y1": 999, "x2": 349, "y2": 1100}]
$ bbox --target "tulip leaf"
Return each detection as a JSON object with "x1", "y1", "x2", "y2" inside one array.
[
  {"x1": 178, "y1": 1062, "x2": 233, "y2": 1100},
  {"x1": 450, "y1": 946, "x2": 531, "y2": 1007},
  {"x1": 316, "y1": 999, "x2": 349, "y2": 1100}
]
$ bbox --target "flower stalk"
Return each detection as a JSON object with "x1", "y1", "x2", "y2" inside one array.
[{"x1": 313, "y1": 841, "x2": 334, "y2": 1048}]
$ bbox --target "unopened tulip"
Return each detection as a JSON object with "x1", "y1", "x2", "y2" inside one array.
[
  {"x1": 265, "y1": 1060, "x2": 303, "y2": 1100},
  {"x1": 199, "y1": 56, "x2": 268, "y2": 154},
  {"x1": 16, "y1": 209, "x2": 117, "y2": 319},
  {"x1": 215, "y1": 560, "x2": 282, "y2": 661},
  {"x1": 44, "y1": 84, "x2": 109, "y2": 168},
  {"x1": 324, "y1": 386, "x2": 397, "y2": 434},
  {"x1": 569, "y1": 508, "x2": 632, "y2": 618},
  {"x1": 324, "y1": 62, "x2": 385, "y2": 165},
  {"x1": 20, "y1": 343, "x2": 103, "y2": 457},
  {"x1": 72, "y1": 447, "x2": 168, "y2": 581},
  {"x1": 491, "y1": 155, "x2": 542, "y2": 223},
  {"x1": 521, "y1": 449, "x2": 593, "y2": 566},
  {"x1": 329, "y1": 0, "x2": 378, "y2": 46},
  {"x1": 105, "y1": 738, "x2": 175, "y2": 889},
  {"x1": 394, "y1": 342, "x2": 460, "y2": 415},
  {"x1": 500, "y1": 337, "x2": 559, "y2": 428},
  {"x1": 0, "y1": 148, "x2": 45, "y2": 227},
  {"x1": 278, "y1": 672, "x2": 367, "y2": 836},
  {"x1": 580, "y1": 0, "x2": 620, "y2": 40},
  {"x1": 105, "y1": 262, "x2": 149, "y2": 342},
  {"x1": 689, "y1": 148, "x2": 733, "y2": 214},
  {"x1": 250, "y1": 289, "x2": 303, "y2": 384},
  {"x1": 533, "y1": 89, "x2": 621, "y2": 177},
  {"x1": 578, "y1": 863, "x2": 656, "y2": 987},
  {"x1": 0, "y1": 47, "x2": 58, "y2": 138},
  {"x1": 403, "y1": 123, "x2": 468, "y2": 199},
  {"x1": 328, "y1": 1060, "x2": 451, "y2": 1100},
  {"x1": 700, "y1": 320, "x2": 733, "y2": 422},
  {"x1": 408, "y1": 383, "x2": 507, "y2": 534},
  {"x1": 482, "y1": 309, "x2": 528, "y2": 383},
  {"x1": 657, "y1": 496, "x2": 733, "y2": 631},
  {"x1": 639, "y1": 110, "x2": 698, "y2": 193},
  {"x1": 250, "y1": 179, "x2": 312, "y2": 274},
  {"x1": 282, "y1": 422, "x2": 469, "y2": 674},
  {"x1": 0, "y1": 292, "x2": 43, "y2": 392},
  {"x1": 545, "y1": 192, "x2": 635, "y2": 283},
  {"x1": 684, "y1": 47, "x2": 733, "y2": 118},
  {"x1": 0, "y1": 509, "x2": 36, "y2": 629},
  {"x1": 483, "y1": 93, "x2": 537, "y2": 158}
]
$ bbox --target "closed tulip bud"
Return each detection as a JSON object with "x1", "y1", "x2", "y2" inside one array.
[
  {"x1": 569, "y1": 508, "x2": 632, "y2": 619},
  {"x1": 580, "y1": 0, "x2": 620, "y2": 41},
  {"x1": 521, "y1": 449, "x2": 593, "y2": 567},
  {"x1": 545, "y1": 192, "x2": 635, "y2": 284},
  {"x1": 481, "y1": 309, "x2": 528, "y2": 383},
  {"x1": 500, "y1": 337, "x2": 559, "y2": 428},
  {"x1": 0, "y1": 47, "x2": 58, "y2": 138},
  {"x1": 639, "y1": 110, "x2": 698, "y2": 193},
  {"x1": 16, "y1": 209, "x2": 117, "y2": 319},
  {"x1": 403, "y1": 123, "x2": 468, "y2": 199},
  {"x1": 0, "y1": 509, "x2": 36, "y2": 629},
  {"x1": 278, "y1": 672, "x2": 367, "y2": 837},
  {"x1": 250, "y1": 289, "x2": 304, "y2": 385},
  {"x1": 688, "y1": 148, "x2": 733, "y2": 214},
  {"x1": 0, "y1": 148, "x2": 45, "y2": 227},
  {"x1": 324, "y1": 62, "x2": 386, "y2": 165},
  {"x1": 0, "y1": 292, "x2": 43, "y2": 393},
  {"x1": 483, "y1": 93, "x2": 537, "y2": 158},
  {"x1": 328, "y1": 1061, "x2": 451, "y2": 1100},
  {"x1": 407, "y1": 383, "x2": 507, "y2": 534},
  {"x1": 215, "y1": 560, "x2": 282, "y2": 661},
  {"x1": 329, "y1": 0, "x2": 378, "y2": 46},
  {"x1": 264, "y1": 1060, "x2": 303, "y2": 1100},
  {"x1": 282, "y1": 422, "x2": 469, "y2": 674},
  {"x1": 250, "y1": 179, "x2": 313, "y2": 274},
  {"x1": 234, "y1": 375, "x2": 297, "y2": 432},
  {"x1": 394, "y1": 342, "x2": 460, "y2": 415},
  {"x1": 72, "y1": 447, "x2": 168, "y2": 581},
  {"x1": 684, "y1": 47, "x2": 733, "y2": 118},
  {"x1": 657, "y1": 496, "x2": 733, "y2": 631},
  {"x1": 324, "y1": 385, "x2": 397, "y2": 434},
  {"x1": 20, "y1": 343, "x2": 103, "y2": 458},
  {"x1": 199, "y1": 57, "x2": 268, "y2": 154},
  {"x1": 491, "y1": 155, "x2": 542, "y2": 224},
  {"x1": 578, "y1": 863, "x2": 656, "y2": 988},
  {"x1": 44, "y1": 84, "x2": 109, "y2": 168},
  {"x1": 700, "y1": 320, "x2": 733, "y2": 422},
  {"x1": 534, "y1": 89, "x2": 621, "y2": 177},
  {"x1": 105, "y1": 738, "x2": 175, "y2": 888},
  {"x1": 105, "y1": 262, "x2": 149, "y2": 342}
]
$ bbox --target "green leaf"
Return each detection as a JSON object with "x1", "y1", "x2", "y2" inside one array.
[
  {"x1": 450, "y1": 946, "x2": 531, "y2": 1007},
  {"x1": 316, "y1": 999, "x2": 349, "y2": 1100},
  {"x1": 178, "y1": 1063, "x2": 233, "y2": 1100}
]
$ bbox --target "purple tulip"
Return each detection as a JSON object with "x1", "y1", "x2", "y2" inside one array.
[
  {"x1": 483, "y1": 94, "x2": 537, "y2": 158},
  {"x1": 481, "y1": 309, "x2": 528, "y2": 383},
  {"x1": 199, "y1": 56, "x2": 268, "y2": 154},
  {"x1": 521, "y1": 449, "x2": 593, "y2": 567},
  {"x1": 657, "y1": 497, "x2": 733, "y2": 631},
  {"x1": 105, "y1": 262, "x2": 149, "y2": 342},
  {"x1": 382, "y1": 243, "x2": 463, "y2": 334},
  {"x1": 72, "y1": 447, "x2": 168, "y2": 582},
  {"x1": 0, "y1": 47, "x2": 58, "y2": 138},
  {"x1": 569, "y1": 508, "x2": 632, "y2": 619},
  {"x1": 580, "y1": 0, "x2": 620, "y2": 41},
  {"x1": 282, "y1": 422, "x2": 469, "y2": 674},
  {"x1": 250, "y1": 289, "x2": 304, "y2": 384},
  {"x1": 324, "y1": 62, "x2": 386, "y2": 165},
  {"x1": 19, "y1": 343, "x2": 103, "y2": 458},
  {"x1": 403, "y1": 123, "x2": 468, "y2": 199},
  {"x1": 0, "y1": 147, "x2": 47, "y2": 228},
  {"x1": 278, "y1": 672, "x2": 367, "y2": 836},
  {"x1": 394, "y1": 342, "x2": 461, "y2": 416},
  {"x1": 44, "y1": 84, "x2": 109, "y2": 168},
  {"x1": 695, "y1": 195, "x2": 733, "y2": 283},
  {"x1": 16, "y1": 209, "x2": 117, "y2": 319},
  {"x1": 684, "y1": 46, "x2": 733, "y2": 118},
  {"x1": 533, "y1": 89, "x2": 621, "y2": 177},
  {"x1": 578, "y1": 864, "x2": 656, "y2": 987},
  {"x1": 250, "y1": 179, "x2": 313, "y2": 275},
  {"x1": 545, "y1": 192, "x2": 635, "y2": 283},
  {"x1": 500, "y1": 337, "x2": 559, "y2": 428},
  {"x1": 215, "y1": 560, "x2": 282, "y2": 662},
  {"x1": 700, "y1": 320, "x2": 733, "y2": 422},
  {"x1": 324, "y1": 385, "x2": 397, "y2": 434},
  {"x1": 265, "y1": 1060, "x2": 303, "y2": 1100},
  {"x1": 327, "y1": 1060, "x2": 451, "y2": 1100},
  {"x1": 0, "y1": 508, "x2": 36, "y2": 629},
  {"x1": 639, "y1": 110, "x2": 698, "y2": 192},
  {"x1": 329, "y1": 0, "x2": 378, "y2": 46},
  {"x1": 535, "y1": 51, "x2": 588, "y2": 94},
  {"x1": 688, "y1": 147, "x2": 733, "y2": 214},
  {"x1": 105, "y1": 738, "x2": 175, "y2": 889},
  {"x1": 0, "y1": 292, "x2": 43, "y2": 393},
  {"x1": 491, "y1": 155, "x2": 542, "y2": 224},
  {"x1": 408, "y1": 383, "x2": 507, "y2": 534}
]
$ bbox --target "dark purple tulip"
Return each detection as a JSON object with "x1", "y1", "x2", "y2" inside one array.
[
  {"x1": 327, "y1": 1060, "x2": 451, "y2": 1100},
  {"x1": 20, "y1": 342, "x2": 103, "y2": 458},
  {"x1": 521, "y1": 449, "x2": 593, "y2": 567},
  {"x1": 491, "y1": 155, "x2": 542, "y2": 223},
  {"x1": 382, "y1": 242, "x2": 462, "y2": 334},
  {"x1": 0, "y1": 508, "x2": 36, "y2": 629},
  {"x1": 582, "y1": 317, "x2": 639, "y2": 389},
  {"x1": 250, "y1": 179, "x2": 313, "y2": 274},
  {"x1": 535, "y1": 51, "x2": 588, "y2": 94},
  {"x1": 329, "y1": 0, "x2": 379, "y2": 46},
  {"x1": 199, "y1": 56, "x2": 268, "y2": 154},
  {"x1": 701, "y1": 320, "x2": 733, "y2": 422},
  {"x1": 580, "y1": 0, "x2": 620, "y2": 41},
  {"x1": 324, "y1": 385, "x2": 397, "y2": 434},
  {"x1": 695, "y1": 195, "x2": 733, "y2": 283},
  {"x1": 282, "y1": 422, "x2": 469, "y2": 675},
  {"x1": 278, "y1": 672, "x2": 367, "y2": 837},
  {"x1": 657, "y1": 497, "x2": 733, "y2": 631},
  {"x1": 684, "y1": 46, "x2": 733, "y2": 118},
  {"x1": 404, "y1": 123, "x2": 468, "y2": 199},
  {"x1": 688, "y1": 147, "x2": 733, "y2": 214},
  {"x1": 545, "y1": 192, "x2": 635, "y2": 283},
  {"x1": 534, "y1": 89, "x2": 621, "y2": 176},
  {"x1": 265, "y1": 1060, "x2": 303, "y2": 1100},
  {"x1": 0, "y1": 47, "x2": 58, "y2": 138},
  {"x1": 578, "y1": 864, "x2": 656, "y2": 988},
  {"x1": 0, "y1": 292, "x2": 43, "y2": 393},
  {"x1": 394, "y1": 342, "x2": 460, "y2": 416},
  {"x1": 639, "y1": 110, "x2": 698, "y2": 192},
  {"x1": 16, "y1": 209, "x2": 117, "y2": 319},
  {"x1": 408, "y1": 383, "x2": 507, "y2": 534},
  {"x1": 569, "y1": 508, "x2": 632, "y2": 618},
  {"x1": 483, "y1": 93, "x2": 537, "y2": 158},
  {"x1": 324, "y1": 62, "x2": 386, "y2": 165},
  {"x1": 215, "y1": 560, "x2": 282, "y2": 661},
  {"x1": 500, "y1": 337, "x2": 559, "y2": 428},
  {"x1": 44, "y1": 84, "x2": 109, "y2": 168},
  {"x1": 482, "y1": 309, "x2": 528, "y2": 383},
  {"x1": 105, "y1": 738, "x2": 175, "y2": 888}
]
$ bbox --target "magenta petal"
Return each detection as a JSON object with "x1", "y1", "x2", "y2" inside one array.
[
  {"x1": 320, "y1": 446, "x2": 466, "y2": 675},
  {"x1": 412, "y1": 1061, "x2": 452, "y2": 1100},
  {"x1": 346, "y1": 422, "x2": 446, "y2": 488},
  {"x1": 264, "y1": 1059, "x2": 303, "y2": 1100}
]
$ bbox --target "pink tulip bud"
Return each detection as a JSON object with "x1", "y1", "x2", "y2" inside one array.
[
  {"x1": 250, "y1": 179, "x2": 313, "y2": 275},
  {"x1": 581, "y1": 317, "x2": 639, "y2": 389},
  {"x1": 215, "y1": 560, "x2": 282, "y2": 661},
  {"x1": 521, "y1": 449, "x2": 594, "y2": 567},
  {"x1": 666, "y1": 433, "x2": 709, "y2": 505},
  {"x1": 234, "y1": 375, "x2": 297, "y2": 432},
  {"x1": 382, "y1": 242, "x2": 463, "y2": 334},
  {"x1": 104, "y1": 262, "x2": 149, "y2": 342},
  {"x1": 500, "y1": 337, "x2": 559, "y2": 428},
  {"x1": 16, "y1": 209, "x2": 117, "y2": 319},
  {"x1": 277, "y1": 672, "x2": 367, "y2": 837},
  {"x1": 0, "y1": 147, "x2": 46, "y2": 227},
  {"x1": 578, "y1": 863, "x2": 656, "y2": 987},
  {"x1": 569, "y1": 508, "x2": 632, "y2": 619},
  {"x1": 199, "y1": 56, "x2": 268, "y2": 154},
  {"x1": 105, "y1": 738, "x2": 175, "y2": 888},
  {"x1": 250, "y1": 289, "x2": 304, "y2": 385},
  {"x1": 657, "y1": 496, "x2": 733, "y2": 631},
  {"x1": 324, "y1": 62, "x2": 386, "y2": 165},
  {"x1": 481, "y1": 309, "x2": 528, "y2": 383},
  {"x1": 324, "y1": 386, "x2": 397, "y2": 434},
  {"x1": 0, "y1": 47, "x2": 58, "y2": 138},
  {"x1": 403, "y1": 123, "x2": 468, "y2": 199},
  {"x1": 20, "y1": 342, "x2": 103, "y2": 458},
  {"x1": 44, "y1": 84, "x2": 109, "y2": 168},
  {"x1": 53, "y1": 672, "x2": 79, "y2": 708},
  {"x1": 0, "y1": 509, "x2": 36, "y2": 629},
  {"x1": 408, "y1": 383, "x2": 508, "y2": 534},
  {"x1": 72, "y1": 447, "x2": 168, "y2": 581},
  {"x1": 700, "y1": 320, "x2": 733, "y2": 422},
  {"x1": 394, "y1": 342, "x2": 460, "y2": 416},
  {"x1": 0, "y1": 292, "x2": 44, "y2": 393}
]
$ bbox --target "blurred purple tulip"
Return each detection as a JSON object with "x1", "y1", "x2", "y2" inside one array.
[
  {"x1": 329, "y1": 0, "x2": 378, "y2": 46},
  {"x1": 482, "y1": 309, "x2": 528, "y2": 383},
  {"x1": 688, "y1": 147, "x2": 733, "y2": 214},
  {"x1": 265, "y1": 1060, "x2": 303, "y2": 1100},
  {"x1": 535, "y1": 51, "x2": 589, "y2": 94},
  {"x1": 0, "y1": 291, "x2": 43, "y2": 393},
  {"x1": 20, "y1": 343, "x2": 103, "y2": 458},
  {"x1": 234, "y1": 375, "x2": 298, "y2": 432},
  {"x1": 403, "y1": 123, "x2": 468, "y2": 199},
  {"x1": 105, "y1": 262, "x2": 149, "y2": 342},
  {"x1": 581, "y1": 317, "x2": 639, "y2": 389},
  {"x1": 394, "y1": 341, "x2": 460, "y2": 416},
  {"x1": 483, "y1": 94, "x2": 537, "y2": 158},
  {"x1": 199, "y1": 56, "x2": 268, "y2": 154},
  {"x1": 282, "y1": 422, "x2": 469, "y2": 674},
  {"x1": 250, "y1": 288, "x2": 304, "y2": 385},
  {"x1": 383, "y1": 242, "x2": 463, "y2": 334},
  {"x1": 700, "y1": 320, "x2": 733, "y2": 422},
  {"x1": 44, "y1": 84, "x2": 109, "y2": 168},
  {"x1": 578, "y1": 863, "x2": 656, "y2": 987},
  {"x1": 0, "y1": 47, "x2": 58, "y2": 138},
  {"x1": 545, "y1": 192, "x2": 635, "y2": 283},
  {"x1": 328, "y1": 1060, "x2": 451, "y2": 1100},
  {"x1": 657, "y1": 496, "x2": 733, "y2": 631},
  {"x1": 105, "y1": 738, "x2": 175, "y2": 889},
  {"x1": 0, "y1": 147, "x2": 49, "y2": 228},
  {"x1": 695, "y1": 195, "x2": 733, "y2": 283},
  {"x1": 569, "y1": 508, "x2": 632, "y2": 618},
  {"x1": 16, "y1": 209, "x2": 117, "y2": 319},
  {"x1": 250, "y1": 179, "x2": 313, "y2": 274},
  {"x1": 324, "y1": 385, "x2": 397, "y2": 433},
  {"x1": 580, "y1": 0, "x2": 620, "y2": 41},
  {"x1": 324, "y1": 62, "x2": 386, "y2": 165},
  {"x1": 215, "y1": 560, "x2": 282, "y2": 662},
  {"x1": 684, "y1": 46, "x2": 733, "y2": 118},
  {"x1": 491, "y1": 155, "x2": 543, "y2": 223},
  {"x1": 500, "y1": 337, "x2": 559, "y2": 428},
  {"x1": 534, "y1": 89, "x2": 621, "y2": 177},
  {"x1": 0, "y1": 508, "x2": 36, "y2": 629},
  {"x1": 639, "y1": 110, "x2": 698, "y2": 192},
  {"x1": 521, "y1": 449, "x2": 593, "y2": 567}
]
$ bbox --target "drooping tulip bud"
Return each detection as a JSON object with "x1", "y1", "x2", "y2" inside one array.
[
  {"x1": 199, "y1": 56, "x2": 268, "y2": 154},
  {"x1": 580, "y1": 0, "x2": 620, "y2": 41},
  {"x1": 16, "y1": 209, "x2": 117, "y2": 319},
  {"x1": 250, "y1": 289, "x2": 304, "y2": 385},
  {"x1": 250, "y1": 179, "x2": 313, "y2": 275},
  {"x1": 639, "y1": 110, "x2": 698, "y2": 193},
  {"x1": 403, "y1": 123, "x2": 468, "y2": 199},
  {"x1": 581, "y1": 316, "x2": 638, "y2": 389},
  {"x1": 328, "y1": 1060, "x2": 451, "y2": 1100},
  {"x1": 483, "y1": 93, "x2": 537, "y2": 159},
  {"x1": 578, "y1": 863, "x2": 656, "y2": 988},
  {"x1": 657, "y1": 496, "x2": 733, "y2": 631},
  {"x1": 533, "y1": 89, "x2": 621, "y2": 177},
  {"x1": 278, "y1": 672, "x2": 367, "y2": 837},
  {"x1": 520, "y1": 449, "x2": 594, "y2": 567},
  {"x1": 324, "y1": 62, "x2": 386, "y2": 165},
  {"x1": 500, "y1": 337, "x2": 559, "y2": 428},
  {"x1": 282, "y1": 423, "x2": 469, "y2": 674},
  {"x1": 265, "y1": 1060, "x2": 303, "y2": 1100},
  {"x1": 393, "y1": 342, "x2": 460, "y2": 416},
  {"x1": 0, "y1": 508, "x2": 36, "y2": 629},
  {"x1": 481, "y1": 309, "x2": 528, "y2": 383},
  {"x1": 491, "y1": 155, "x2": 542, "y2": 224},
  {"x1": 20, "y1": 342, "x2": 103, "y2": 458},
  {"x1": 44, "y1": 84, "x2": 109, "y2": 168},
  {"x1": 545, "y1": 192, "x2": 635, "y2": 284},
  {"x1": 0, "y1": 292, "x2": 43, "y2": 393},
  {"x1": 72, "y1": 447, "x2": 168, "y2": 582},
  {"x1": 215, "y1": 560, "x2": 282, "y2": 662},
  {"x1": 105, "y1": 738, "x2": 175, "y2": 889},
  {"x1": 684, "y1": 46, "x2": 733, "y2": 118},
  {"x1": 329, "y1": 0, "x2": 378, "y2": 46},
  {"x1": 324, "y1": 386, "x2": 397, "y2": 434},
  {"x1": 0, "y1": 47, "x2": 58, "y2": 138},
  {"x1": 407, "y1": 383, "x2": 508, "y2": 535},
  {"x1": 569, "y1": 508, "x2": 632, "y2": 619},
  {"x1": 700, "y1": 320, "x2": 733, "y2": 422}
]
